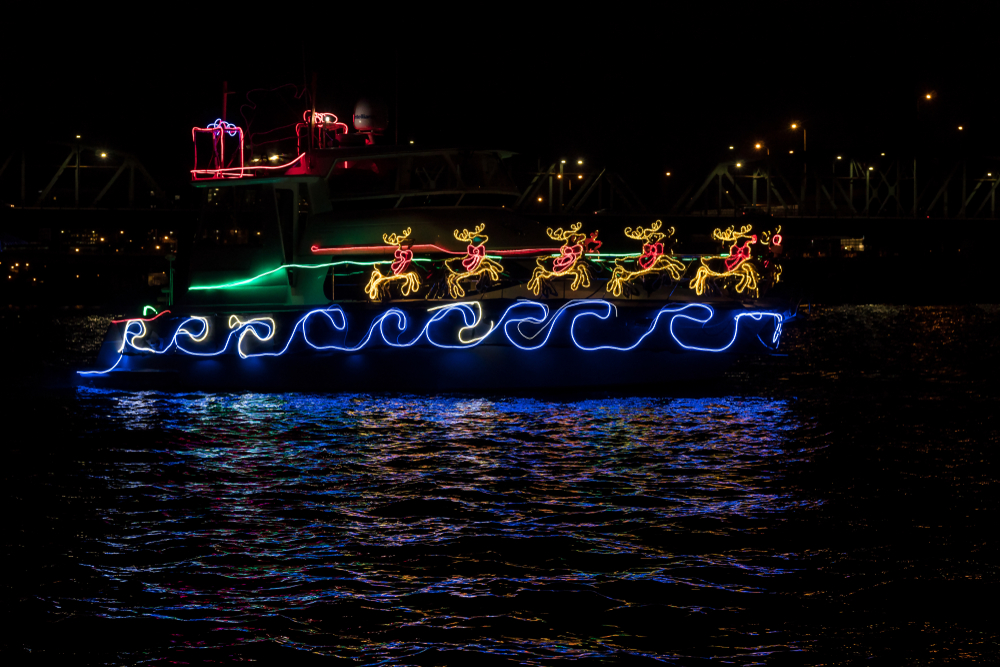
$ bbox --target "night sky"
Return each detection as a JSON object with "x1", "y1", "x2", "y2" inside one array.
[{"x1": 4, "y1": 15, "x2": 996, "y2": 201}]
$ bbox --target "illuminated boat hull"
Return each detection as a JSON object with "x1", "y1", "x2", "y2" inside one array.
[{"x1": 79, "y1": 299, "x2": 789, "y2": 391}]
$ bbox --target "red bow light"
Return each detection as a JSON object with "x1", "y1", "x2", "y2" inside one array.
[
  {"x1": 637, "y1": 242, "x2": 664, "y2": 269},
  {"x1": 462, "y1": 244, "x2": 486, "y2": 272},
  {"x1": 553, "y1": 244, "x2": 583, "y2": 272},
  {"x1": 391, "y1": 248, "x2": 413, "y2": 275}
]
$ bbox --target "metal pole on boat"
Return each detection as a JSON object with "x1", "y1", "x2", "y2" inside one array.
[
  {"x1": 395, "y1": 51, "x2": 399, "y2": 145},
  {"x1": 165, "y1": 255, "x2": 175, "y2": 307},
  {"x1": 559, "y1": 161, "x2": 564, "y2": 210}
]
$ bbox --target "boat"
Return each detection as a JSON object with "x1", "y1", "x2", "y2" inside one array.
[{"x1": 78, "y1": 105, "x2": 792, "y2": 391}]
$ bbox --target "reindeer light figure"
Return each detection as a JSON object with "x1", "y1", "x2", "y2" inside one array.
[
  {"x1": 607, "y1": 220, "x2": 685, "y2": 298},
  {"x1": 526, "y1": 222, "x2": 599, "y2": 296},
  {"x1": 444, "y1": 223, "x2": 504, "y2": 299},
  {"x1": 688, "y1": 224, "x2": 762, "y2": 298},
  {"x1": 364, "y1": 227, "x2": 422, "y2": 300}
]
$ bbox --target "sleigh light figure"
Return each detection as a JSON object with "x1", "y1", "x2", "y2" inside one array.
[
  {"x1": 364, "y1": 227, "x2": 422, "y2": 300},
  {"x1": 607, "y1": 220, "x2": 685, "y2": 298},
  {"x1": 526, "y1": 222, "x2": 600, "y2": 297}
]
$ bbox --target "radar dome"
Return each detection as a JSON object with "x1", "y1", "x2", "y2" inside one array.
[{"x1": 353, "y1": 99, "x2": 388, "y2": 133}]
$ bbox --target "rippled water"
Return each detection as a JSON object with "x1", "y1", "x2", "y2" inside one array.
[{"x1": 4, "y1": 305, "x2": 998, "y2": 664}]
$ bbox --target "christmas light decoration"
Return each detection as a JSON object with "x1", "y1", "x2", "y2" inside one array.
[
  {"x1": 310, "y1": 242, "x2": 561, "y2": 257},
  {"x1": 689, "y1": 225, "x2": 763, "y2": 297},
  {"x1": 607, "y1": 220, "x2": 686, "y2": 297},
  {"x1": 191, "y1": 119, "x2": 245, "y2": 179},
  {"x1": 526, "y1": 222, "x2": 599, "y2": 296},
  {"x1": 444, "y1": 224, "x2": 504, "y2": 298},
  {"x1": 78, "y1": 299, "x2": 785, "y2": 376},
  {"x1": 364, "y1": 228, "x2": 423, "y2": 300}
]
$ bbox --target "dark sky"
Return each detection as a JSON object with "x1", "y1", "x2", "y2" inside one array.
[{"x1": 4, "y1": 14, "x2": 995, "y2": 199}]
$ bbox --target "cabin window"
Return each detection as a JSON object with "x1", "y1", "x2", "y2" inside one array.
[
  {"x1": 275, "y1": 188, "x2": 295, "y2": 264},
  {"x1": 195, "y1": 186, "x2": 266, "y2": 246}
]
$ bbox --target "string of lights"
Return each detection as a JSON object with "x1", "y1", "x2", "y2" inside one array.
[{"x1": 78, "y1": 300, "x2": 785, "y2": 376}]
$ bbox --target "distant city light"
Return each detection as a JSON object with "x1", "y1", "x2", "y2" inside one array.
[
  {"x1": 958, "y1": 126, "x2": 963, "y2": 130},
  {"x1": 537, "y1": 197, "x2": 543, "y2": 202},
  {"x1": 409, "y1": 140, "x2": 414, "y2": 144},
  {"x1": 665, "y1": 172, "x2": 671, "y2": 176},
  {"x1": 869, "y1": 167, "x2": 874, "y2": 171},
  {"x1": 881, "y1": 152, "x2": 885, "y2": 156},
  {"x1": 837, "y1": 156, "x2": 842, "y2": 160},
  {"x1": 100, "y1": 152, "x2": 107, "y2": 158},
  {"x1": 75, "y1": 135, "x2": 81, "y2": 139},
  {"x1": 560, "y1": 160, "x2": 566, "y2": 164},
  {"x1": 577, "y1": 159, "x2": 583, "y2": 165},
  {"x1": 926, "y1": 93, "x2": 932, "y2": 99},
  {"x1": 729, "y1": 146, "x2": 734, "y2": 150},
  {"x1": 577, "y1": 174, "x2": 583, "y2": 179},
  {"x1": 789, "y1": 150, "x2": 794, "y2": 154},
  {"x1": 557, "y1": 174, "x2": 562, "y2": 179},
  {"x1": 736, "y1": 162, "x2": 742, "y2": 168},
  {"x1": 755, "y1": 143, "x2": 761, "y2": 149},
  {"x1": 791, "y1": 124, "x2": 797, "y2": 129}
]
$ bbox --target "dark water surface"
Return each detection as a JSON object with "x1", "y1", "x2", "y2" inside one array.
[{"x1": 3, "y1": 305, "x2": 998, "y2": 665}]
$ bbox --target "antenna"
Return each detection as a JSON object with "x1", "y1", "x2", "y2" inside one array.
[{"x1": 395, "y1": 49, "x2": 399, "y2": 145}]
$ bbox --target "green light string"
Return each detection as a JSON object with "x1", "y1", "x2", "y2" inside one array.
[
  {"x1": 142, "y1": 305, "x2": 159, "y2": 316},
  {"x1": 189, "y1": 259, "x2": 434, "y2": 291}
]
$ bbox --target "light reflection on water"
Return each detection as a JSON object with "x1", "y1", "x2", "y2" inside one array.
[
  {"x1": 6, "y1": 304, "x2": 998, "y2": 664},
  {"x1": 61, "y1": 391, "x2": 817, "y2": 662}
]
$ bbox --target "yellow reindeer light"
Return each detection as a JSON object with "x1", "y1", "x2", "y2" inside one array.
[
  {"x1": 444, "y1": 223, "x2": 504, "y2": 299},
  {"x1": 607, "y1": 220, "x2": 685, "y2": 298},
  {"x1": 689, "y1": 224, "x2": 763, "y2": 297},
  {"x1": 526, "y1": 222, "x2": 599, "y2": 296},
  {"x1": 364, "y1": 227, "x2": 422, "y2": 300}
]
